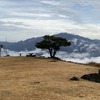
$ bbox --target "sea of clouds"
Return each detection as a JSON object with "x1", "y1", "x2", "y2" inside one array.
[{"x1": 1, "y1": 48, "x2": 100, "y2": 64}]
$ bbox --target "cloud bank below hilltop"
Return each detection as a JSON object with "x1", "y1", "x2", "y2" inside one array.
[{"x1": 1, "y1": 49, "x2": 100, "y2": 64}]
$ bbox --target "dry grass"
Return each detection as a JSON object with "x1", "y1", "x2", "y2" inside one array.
[{"x1": 0, "y1": 57, "x2": 100, "y2": 100}]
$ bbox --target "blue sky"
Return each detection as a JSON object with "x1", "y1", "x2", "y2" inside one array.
[{"x1": 0, "y1": 0, "x2": 100, "y2": 41}]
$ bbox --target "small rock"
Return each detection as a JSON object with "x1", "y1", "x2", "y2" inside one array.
[
  {"x1": 70, "y1": 76, "x2": 79, "y2": 81},
  {"x1": 34, "y1": 81, "x2": 40, "y2": 84}
]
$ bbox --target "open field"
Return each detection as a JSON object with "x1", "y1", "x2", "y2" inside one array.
[{"x1": 0, "y1": 57, "x2": 100, "y2": 100}]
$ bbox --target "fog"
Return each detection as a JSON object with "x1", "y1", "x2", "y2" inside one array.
[{"x1": 1, "y1": 49, "x2": 100, "y2": 64}]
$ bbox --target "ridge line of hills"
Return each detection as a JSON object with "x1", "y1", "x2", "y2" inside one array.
[{"x1": 0, "y1": 33, "x2": 100, "y2": 57}]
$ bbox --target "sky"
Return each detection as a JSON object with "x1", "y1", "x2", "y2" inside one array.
[{"x1": 0, "y1": 0, "x2": 100, "y2": 42}]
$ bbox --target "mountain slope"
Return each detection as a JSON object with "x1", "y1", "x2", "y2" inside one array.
[
  {"x1": 0, "y1": 33, "x2": 100, "y2": 57},
  {"x1": 55, "y1": 33, "x2": 100, "y2": 57}
]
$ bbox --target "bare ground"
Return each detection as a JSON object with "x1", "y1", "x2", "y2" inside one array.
[{"x1": 0, "y1": 57, "x2": 100, "y2": 100}]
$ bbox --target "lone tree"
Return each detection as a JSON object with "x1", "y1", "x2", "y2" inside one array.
[
  {"x1": 35, "y1": 35, "x2": 71, "y2": 58},
  {"x1": 0, "y1": 44, "x2": 3, "y2": 57}
]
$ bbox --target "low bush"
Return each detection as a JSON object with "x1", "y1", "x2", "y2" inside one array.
[{"x1": 87, "y1": 62, "x2": 100, "y2": 67}]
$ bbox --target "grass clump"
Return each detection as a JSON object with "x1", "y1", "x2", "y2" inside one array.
[{"x1": 87, "y1": 62, "x2": 100, "y2": 67}]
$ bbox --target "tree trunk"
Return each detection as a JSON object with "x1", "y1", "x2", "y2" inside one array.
[
  {"x1": 49, "y1": 48, "x2": 53, "y2": 58},
  {"x1": 52, "y1": 49, "x2": 57, "y2": 58},
  {"x1": 49, "y1": 48, "x2": 57, "y2": 58}
]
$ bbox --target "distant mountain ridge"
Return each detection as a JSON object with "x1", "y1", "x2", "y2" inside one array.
[{"x1": 0, "y1": 33, "x2": 100, "y2": 57}]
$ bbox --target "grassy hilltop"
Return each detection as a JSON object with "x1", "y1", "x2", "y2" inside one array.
[{"x1": 0, "y1": 57, "x2": 100, "y2": 100}]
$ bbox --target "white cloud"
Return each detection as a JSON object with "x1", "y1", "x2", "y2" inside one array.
[
  {"x1": 1, "y1": 17, "x2": 100, "y2": 41},
  {"x1": 0, "y1": 0, "x2": 100, "y2": 41},
  {"x1": 40, "y1": 0, "x2": 60, "y2": 5},
  {"x1": 2, "y1": 49, "x2": 100, "y2": 64},
  {"x1": 10, "y1": 12, "x2": 51, "y2": 17}
]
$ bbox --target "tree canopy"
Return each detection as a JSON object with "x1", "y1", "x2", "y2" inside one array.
[{"x1": 35, "y1": 35, "x2": 71, "y2": 58}]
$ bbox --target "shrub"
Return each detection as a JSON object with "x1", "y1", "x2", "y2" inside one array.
[{"x1": 87, "y1": 62, "x2": 100, "y2": 67}]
